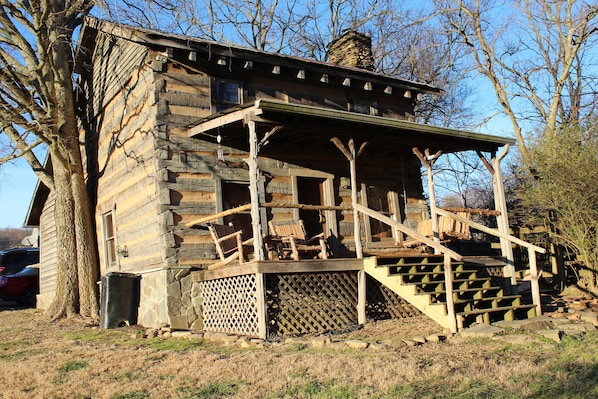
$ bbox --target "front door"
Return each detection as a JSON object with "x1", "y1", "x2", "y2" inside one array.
[
  {"x1": 221, "y1": 182, "x2": 252, "y2": 240},
  {"x1": 297, "y1": 177, "x2": 325, "y2": 238}
]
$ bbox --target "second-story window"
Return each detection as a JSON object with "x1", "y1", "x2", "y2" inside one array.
[{"x1": 215, "y1": 80, "x2": 242, "y2": 112}]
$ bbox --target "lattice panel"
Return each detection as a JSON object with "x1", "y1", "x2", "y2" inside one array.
[
  {"x1": 366, "y1": 276, "x2": 421, "y2": 320},
  {"x1": 267, "y1": 272, "x2": 358, "y2": 336},
  {"x1": 199, "y1": 274, "x2": 260, "y2": 337}
]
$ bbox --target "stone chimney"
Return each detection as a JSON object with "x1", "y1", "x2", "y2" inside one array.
[{"x1": 326, "y1": 30, "x2": 374, "y2": 71}]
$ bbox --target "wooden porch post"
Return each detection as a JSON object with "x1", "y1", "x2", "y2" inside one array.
[
  {"x1": 528, "y1": 248, "x2": 543, "y2": 316},
  {"x1": 246, "y1": 115, "x2": 266, "y2": 261},
  {"x1": 444, "y1": 253, "x2": 457, "y2": 334},
  {"x1": 413, "y1": 148, "x2": 442, "y2": 247},
  {"x1": 479, "y1": 146, "x2": 516, "y2": 290},
  {"x1": 331, "y1": 138, "x2": 367, "y2": 325},
  {"x1": 357, "y1": 269, "x2": 367, "y2": 325},
  {"x1": 255, "y1": 272, "x2": 268, "y2": 339},
  {"x1": 331, "y1": 138, "x2": 367, "y2": 259},
  {"x1": 492, "y1": 146, "x2": 516, "y2": 288}
]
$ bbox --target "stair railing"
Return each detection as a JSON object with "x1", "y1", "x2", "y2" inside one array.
[
  {"x1": 434, "y1": 208, "x2": 547, "y2": 316},
  {"x1": 354, "y1": 203, "x2": 462, "y2": 332}
]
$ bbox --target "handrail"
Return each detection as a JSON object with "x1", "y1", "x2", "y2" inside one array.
[
  {"x1": 354, "y1": 203, "x2": 463, "y2": 261},
  {"x1": 186, "y1": 204, "x2": 252, "y2": 227},
  {"x1": 355, "y1": 203, "x2": 460, "y2": 332},
  {"x1": 187, "y1": 202, "x2": 353, "y2": 228},
  {"x1": 434, "y1": 207, "x2": 545, "y2": 315},
  {"x1": 434, "y1": 208, "x2": 546, "y2": 254}
]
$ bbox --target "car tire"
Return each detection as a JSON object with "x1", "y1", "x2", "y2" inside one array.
[{"x1": 21, "y1": 286, "x2": 37, "y2": 308}]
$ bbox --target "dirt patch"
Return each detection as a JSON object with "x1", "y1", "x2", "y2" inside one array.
[{"x1": 1, "y1": 307, "x2": 597, "y2": 399}]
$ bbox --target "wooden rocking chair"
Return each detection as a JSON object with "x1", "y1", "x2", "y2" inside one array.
[
  {"x1": 404, "y1": 212, "x2": 472, "y2": 248},
  {"x1": 207, "y1": 222, "x2": 253, "y2": 270},
  {"x1": 268, "y1": 220, "x2": 328, "y2": 260}
]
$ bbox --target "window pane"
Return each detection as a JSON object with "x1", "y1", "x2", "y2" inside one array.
[{"x1": 216, "y1": 81, "x2": 240, "y2": 111}]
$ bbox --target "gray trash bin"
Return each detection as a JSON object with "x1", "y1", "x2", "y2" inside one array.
[{"x1": 99, "y1": 272, "x2": 141, "y2": 329}]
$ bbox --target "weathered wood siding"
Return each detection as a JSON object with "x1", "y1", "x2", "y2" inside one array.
[
  {"x1": 81, "y1": 35, "x2": 426, "y2": 273},
  {"x1": 85, "y1": 35, "x2": 164, "y2": 274},
  {"x1": 146, "y1": 60, "x2": 426, "y2": 265},
  {"x1": 246, "y1": 75, "x2": 413, "y2": 120},
  {"x1": 152, "y1": 51, "x2": 416, "y2": 126},
  {"x1": 37, "y1": 191, "x2": 57, "y2": 308}
]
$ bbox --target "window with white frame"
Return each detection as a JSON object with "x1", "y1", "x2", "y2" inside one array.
[{"x1": 102, "y1": 210, "x2": 117, "y2": 268}]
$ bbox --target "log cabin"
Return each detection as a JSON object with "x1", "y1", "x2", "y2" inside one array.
[{"x1": 25, "y1": 18, "x2": 545, "y2": 337}]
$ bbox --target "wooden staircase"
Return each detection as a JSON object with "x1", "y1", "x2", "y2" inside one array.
[{"x1": 364, "y1": 254, "x2": 537, "y2": 330}]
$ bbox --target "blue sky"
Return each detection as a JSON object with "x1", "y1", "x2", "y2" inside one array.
[{"x1": 0, "y1": 158, "x2": 38, "y2": 228}]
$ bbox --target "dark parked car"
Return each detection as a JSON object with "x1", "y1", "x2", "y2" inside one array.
[
  {"x1": 0, "y1": 247, "x2": 39, "y2": 276},
  {"x1": 0, "y1": 266, "x2": 39, "y2": 307}
]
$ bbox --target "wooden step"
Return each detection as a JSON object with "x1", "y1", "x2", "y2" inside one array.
[
  {"x1": 391, "y1": 270, "x2": 479, "y2": 285},
  {"x1": 453, "y1": 295, "x2": 522, "y2": 313},
  {"x1": 426, "y1": 286, "x2": 504, "y2": 302},
  {"x1": 457, "y1": 304, "x2": 537, "y2": 328},
  {"x1": 412, "y1": 277, "x2": 494, "y2": 293},
  {"x1": 364, "y1": 255, "x2": 537, "y2": 332}
]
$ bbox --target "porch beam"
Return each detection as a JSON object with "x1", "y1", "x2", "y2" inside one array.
[
  {"x1": 187, "y1": 106, "x2": 263, "y2": 136},
  {"x1": 193, "y1": 258, "x2": 365, "y2": 281}
]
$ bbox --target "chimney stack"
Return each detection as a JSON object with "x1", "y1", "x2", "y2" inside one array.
[{"x1": 326, "y1": 31, "x2": 374, "y2": 71}]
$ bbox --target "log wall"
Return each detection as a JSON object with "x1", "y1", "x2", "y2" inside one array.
[
  {"x1": 84, "y1": 35, "x2": 164, "y2": 275},
  {"x1": 82, "y1": 33, "x2": 427, "y2": 275}
]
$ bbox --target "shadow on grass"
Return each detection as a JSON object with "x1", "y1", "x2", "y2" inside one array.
[{"x1": 0, "y1": 300, "x2": 29, "y2": 311}]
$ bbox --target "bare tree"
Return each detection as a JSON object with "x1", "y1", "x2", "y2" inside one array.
[
  {"x1": 97, "y1": 0, "x2": 298, "y2": 52},
  {"x1": 438, "y1": 0, "x2": 598, "y2": 163},
  {"x1": 0, "y1": 1, "x2": 99, "y2": 320}
]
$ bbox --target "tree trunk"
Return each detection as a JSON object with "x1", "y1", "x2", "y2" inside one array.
[
  {"x1": 47, "y1": 160, "x2": 80, "y2": 319},
  {"x1": 46, "y1": 23, "x2": 100, "y2": 320},
  {"x1": 73, "y1": 168, "x2": 100, "y2": 318}
]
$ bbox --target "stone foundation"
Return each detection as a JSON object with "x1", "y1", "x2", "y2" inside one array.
[{"x1": 137, "y1": 267, "x2": 202, "y2": 330}]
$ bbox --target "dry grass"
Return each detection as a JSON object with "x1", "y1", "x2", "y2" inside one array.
[{"x1": 1, "y1": 307, "x2": 597, "y2": 399}]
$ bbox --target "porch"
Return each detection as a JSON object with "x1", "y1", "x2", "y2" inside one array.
[
  {"x1": 191, "y1": 202, "x2": 545, "y2": 339},
  {"x1": 185, "y1": 99, "x2": 545, "y2": 338}
]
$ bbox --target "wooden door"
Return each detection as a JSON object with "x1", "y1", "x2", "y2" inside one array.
[{"x1": 297, "y1": 177, "x2": 326, "y2": 238}]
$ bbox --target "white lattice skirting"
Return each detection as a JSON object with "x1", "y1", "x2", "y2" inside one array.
[{"x1": 199, "y1": 274, "x2": 261, "y2": 337}]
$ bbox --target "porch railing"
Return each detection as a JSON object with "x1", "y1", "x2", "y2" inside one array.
[
  {"x1": 354, "y1": 203, "x2": 546, "y2": 333},
  {"x1": 188, "y1": 202, "x2": 547, "y2": 334},
  {"x1": 433, "y1": 207, "x2": 546, "y2": 317},
  {"x1": 354, "y1": 203, "x2": 462, "y2": 333}
]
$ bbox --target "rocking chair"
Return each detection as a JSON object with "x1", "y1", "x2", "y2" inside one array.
[
  {"x1": 268, "y1": 220, "x2": 328, "y2": 260},
  {"x1": 207, "y1": 222, "x2": 253, "y2": 270}
]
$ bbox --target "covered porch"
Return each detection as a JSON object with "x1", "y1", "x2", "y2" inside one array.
[{"x1": 186, "y1": 99, "x2": 545, "y2": 337}]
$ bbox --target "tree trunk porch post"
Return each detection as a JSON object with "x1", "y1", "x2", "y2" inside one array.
[
  {"x1": 246, "y1": 114, "x2": 266, "y2": 261},
  {"x1": 478, "y1": 146, "x2": 516, "y2": 293},
  {"x1": 412, "y1": 148, "x2": 443, "y2": 247}
]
